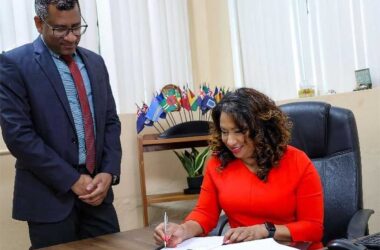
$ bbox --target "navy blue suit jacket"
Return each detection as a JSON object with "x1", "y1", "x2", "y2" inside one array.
[{"x1": 0, "y1": 37, "x2": 122, "y2": 223}]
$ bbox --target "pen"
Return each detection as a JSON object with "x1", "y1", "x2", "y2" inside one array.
[
  {"x1": 164, "y1": 211, "x2": 168, "y2": 248},
  {"x1": 222, "y1": 240, "x2": 230, "y2": 245}
]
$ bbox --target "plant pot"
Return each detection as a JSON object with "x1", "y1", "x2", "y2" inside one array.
[{"x1": 184, "y1": 176, "x2": 204, "y2": 194}]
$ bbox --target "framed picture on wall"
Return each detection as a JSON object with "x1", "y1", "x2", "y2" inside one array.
[{"x1": 354, "y1": 68, "x2": 372, "y2": 91}]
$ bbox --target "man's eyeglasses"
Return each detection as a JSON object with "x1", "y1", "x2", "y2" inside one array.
[{"x1": 41, "y1": 16, "x2": 88, "y2": 38}]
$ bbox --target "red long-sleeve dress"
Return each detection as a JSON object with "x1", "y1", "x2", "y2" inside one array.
[{"x1": 185, "y1": 146, "x2": 324, "y2": 248}]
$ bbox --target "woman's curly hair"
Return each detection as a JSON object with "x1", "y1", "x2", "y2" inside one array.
[{"x1": 210, "y1": 88, "x2": 292, "y2": 181}]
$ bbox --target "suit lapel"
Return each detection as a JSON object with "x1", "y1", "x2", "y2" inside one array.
[{"x1": 33, "y1": 37, "x2": 75, "y2": 129}]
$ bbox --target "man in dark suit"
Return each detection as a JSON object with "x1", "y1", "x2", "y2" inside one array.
[{"x1": 0, "y1": 0, "x2": 122, "y2": 248}]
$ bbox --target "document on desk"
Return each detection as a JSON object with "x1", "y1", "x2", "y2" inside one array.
[{"x1": 162, "y1": 236, "x2": 297, "y2": 250}]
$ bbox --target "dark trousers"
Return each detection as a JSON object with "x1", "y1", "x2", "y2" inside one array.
[{"x1": 28, "y1": 198, "x2": 120, "y2": 249}]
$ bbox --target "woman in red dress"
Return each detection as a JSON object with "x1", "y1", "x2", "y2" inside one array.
[{"x1": 154, "y1": 88, "x2": 324, "y2": 249}]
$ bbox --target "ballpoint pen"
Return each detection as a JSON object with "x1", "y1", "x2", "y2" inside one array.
[
  {"x1": 222, "y1": 240, "x2": 230, "y2": 245},
  {"x1": 164, "y1": 211, "x2": 168, "y2": 248}
]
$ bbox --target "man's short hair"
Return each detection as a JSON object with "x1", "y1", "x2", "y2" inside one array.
[{"x1": 35, "y1": 0, "x2": 80, "y2": 20}]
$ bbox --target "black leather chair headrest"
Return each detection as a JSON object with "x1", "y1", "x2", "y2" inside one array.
[{"x1": 280, "y1": 102, "x2": 330, "y2": 158}]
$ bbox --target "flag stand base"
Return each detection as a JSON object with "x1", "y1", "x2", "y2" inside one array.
[{"x1": 158, "y1": 121, "x2": 211, "y2": 139}]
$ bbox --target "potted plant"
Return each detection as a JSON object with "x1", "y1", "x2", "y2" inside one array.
[{"x1": 173, "y1": 147, "x2": 209, "y2": 194}]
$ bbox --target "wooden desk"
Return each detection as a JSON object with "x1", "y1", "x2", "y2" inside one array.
[
  {"x1": 39, "y1": 227, "x2": 316, "y2": 250},
  {"x1": 39, "y1": 227, "x2": 157, "y2": 250}
]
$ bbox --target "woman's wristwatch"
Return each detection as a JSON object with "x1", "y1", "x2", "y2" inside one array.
[{"x1": 264, "y1": 222, "x2": 276, "y2": 238}]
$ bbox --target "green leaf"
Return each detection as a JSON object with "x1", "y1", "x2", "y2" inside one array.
[
  {"x1": 191, "y1": 147, "x2": 199, "y2": 156},
  {"x1": 183, "y1": 157, "x2": 194, "y2": 176},
  {"x1": 184, "y1": 150, "x2": 195, "y2": 161},
  {"x1": 174, "y1": 150, "x2": 190, "y2": 174},
  {"x1": 173, "y1": 147, "x2": 209, "y2": 177},
  {"x1": 194, "y1": 147, "x2": 209, "y2": 176}
]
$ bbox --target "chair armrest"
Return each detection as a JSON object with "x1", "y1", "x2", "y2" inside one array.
[
  {"x1": 216, "y1": 214, "x2": 229, "y2": 236},
  {"x1": 208, "y1": 214, "x2": 229, "y2": 236},
  {"x1": 347, "y1": 209, "x2": 374, "y2": 239}
]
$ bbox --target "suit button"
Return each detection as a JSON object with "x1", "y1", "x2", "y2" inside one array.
[{"x1": 71, "y1": 138, "x2": 77, "y2": 144}]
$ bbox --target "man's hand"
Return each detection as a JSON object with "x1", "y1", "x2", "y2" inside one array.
[
  {"x1": 71, "y1": 174, "x2": 93, "y2": 196},
  {"x1": 79, "y1": 173, "x2": 112, "y2": 206}
]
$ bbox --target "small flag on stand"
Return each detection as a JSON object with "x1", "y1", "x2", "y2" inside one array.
[
  {"x1": 136, "y1": 103, "x2": 149, "y2": 133},
  {"x1": 188, "y1": 89, "x2": 199, "y2": 111},
  {"x1": 146, "y1": 97, "x2": 164, "y2": 122},
  {"x1": 181, "y1": 87, "x2": 191, "y2": 111}
]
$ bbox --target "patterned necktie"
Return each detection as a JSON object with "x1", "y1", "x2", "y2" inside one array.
[{"x1": 61, "y1": 55, "x2": 96, "y2": 174}]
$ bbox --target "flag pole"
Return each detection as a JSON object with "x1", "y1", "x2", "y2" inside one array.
[
  {"x1": 164, "y1": 116, "x2": 171, "y2": 128},
  {"x1": 168, "y1": 112, "x2": 177, "y2": 125},
  {"x1": 156, "y1": 120, "x2": 165, "y2": 131},
  {"x1": 166, "y1": 112, "x2": 174, "y2": 126},
  {"x1": 182, "y1": 109, "x2": 188, "y2": 122},
  {"x1": 178, "y1": 110, "x2": 184, "y2": 123},
  {"x1": 152, "y1": 123, "x2": 162, "y2": 134}
]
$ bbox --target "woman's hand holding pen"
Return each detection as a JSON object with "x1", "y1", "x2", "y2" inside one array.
[{"x1": 153, "y1": 222, "x2": 186, "y2": 247}]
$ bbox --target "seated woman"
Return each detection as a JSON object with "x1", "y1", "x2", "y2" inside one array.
[{"x1": 154, "y1": 88, "x2": 324, "y2": 249}]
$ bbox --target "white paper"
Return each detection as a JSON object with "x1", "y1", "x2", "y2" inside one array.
[
  {"x1": 163, "y1": 236, "x2": 224, "y2": 250},
  {"x1": 163, "y1": 237, "x2": 298, "y2": 250},
  {"x1": 219, "y1": 238, "x2": 298, "y2": 250}
]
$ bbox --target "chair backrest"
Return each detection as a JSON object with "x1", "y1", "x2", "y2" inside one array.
[{"x1": 280, "y1": 101, "x2": 364, "y2": 245}]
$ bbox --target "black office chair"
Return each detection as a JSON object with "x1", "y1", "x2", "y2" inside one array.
[
  {"x1": 280, "y1": 101, "x2": 374, "y2": 245},
  {"x1": 211, "y1": 101, "x2": 374, "y2": 245}
]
